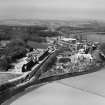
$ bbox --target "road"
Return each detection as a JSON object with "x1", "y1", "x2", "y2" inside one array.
[{"x1": 3, "y1": 68, "x2": 105, "y2": 105}]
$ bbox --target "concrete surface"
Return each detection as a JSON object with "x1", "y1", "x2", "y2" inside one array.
[{"x1": 6, "y1": 68, "x2": 105, "y2": 105}]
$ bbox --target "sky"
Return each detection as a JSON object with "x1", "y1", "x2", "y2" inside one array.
[{"x1": 0, "y1": 0, "x2": 105, "y2": 20}]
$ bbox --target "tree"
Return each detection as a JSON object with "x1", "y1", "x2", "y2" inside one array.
[
  {"x1": 98, "y1": 43, "x2": 105, "y2": 61},
  {"x1": 99, "y1": 43, "x2": 105, "y2": 55}
]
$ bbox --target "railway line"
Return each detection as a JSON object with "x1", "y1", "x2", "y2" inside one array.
[{"x1": 0, "y1": 48, "x2": 56, "y2": 104}]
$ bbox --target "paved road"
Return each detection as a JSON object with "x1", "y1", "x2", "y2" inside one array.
[{"x1": 4, "y1": 68, "x2": 105, "y2": 105}]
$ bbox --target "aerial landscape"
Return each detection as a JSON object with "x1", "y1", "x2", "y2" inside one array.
[{"x1": 1, "y1": 0, "x2": 105, "y2": 105}]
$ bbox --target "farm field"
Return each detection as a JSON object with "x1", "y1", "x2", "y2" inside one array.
[
  {"x1": 87, "y1": 33, "x2": 105, "y2": 42},
  {"x1": 0, "y1": 73, "x2": 21, "y2": 85},
  {"x1": 27, "y1": 41, "x2": 48, "y2": 49}
]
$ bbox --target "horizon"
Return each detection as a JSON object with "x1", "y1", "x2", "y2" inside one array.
[{"x1": 0, "y1": 18, "x2": 105, "y2": 23}]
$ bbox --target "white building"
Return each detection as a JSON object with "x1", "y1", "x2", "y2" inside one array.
[{"x1": 61, "y1": 37, "x2": 77, "y2": 44}]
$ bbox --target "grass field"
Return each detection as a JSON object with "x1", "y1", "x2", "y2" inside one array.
[
  {"x1": 27, "y1": 41, "x2": 48, "y2": 49},
  {"x1": 0, "y1": 73, "x2": 21, "y2": 85},
  {"x1": 86, "y1": 33, "x2": 105, "y2": 42}
]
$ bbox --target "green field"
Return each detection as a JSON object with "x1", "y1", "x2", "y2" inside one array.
[
  {"x1": 87, "y1": 33, "x2": 105, "y2": 42},
  {"x1": 27, "y1": 41, "x2": 48, "y2": 49},
  {"x1": 0, "y1": 73, "x2": 21, "y2": 85}
]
